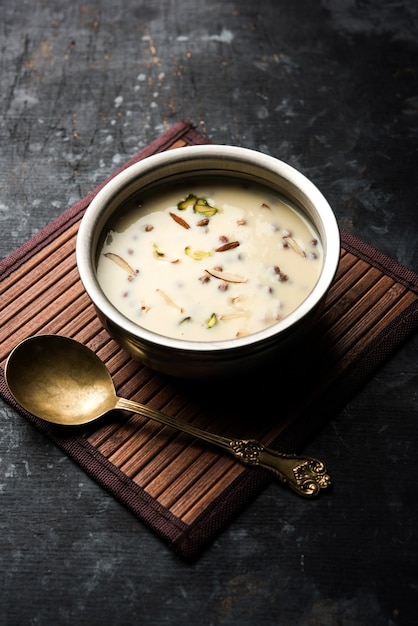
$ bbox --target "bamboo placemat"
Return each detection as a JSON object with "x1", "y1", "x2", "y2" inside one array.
[{"x1": 1, "y1": 120, "x2": 418, "y2": 559}]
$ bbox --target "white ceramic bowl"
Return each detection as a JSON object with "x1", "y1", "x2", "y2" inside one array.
[{"x1": 76, "y1": 145, "x2": 340, "y2": 379}]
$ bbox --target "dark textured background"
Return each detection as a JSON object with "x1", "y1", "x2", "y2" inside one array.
[{"x1": 1, "y1": 1, "x2": 417, "y2": 624}]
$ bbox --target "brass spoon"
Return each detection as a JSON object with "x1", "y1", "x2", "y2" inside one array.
[{"x1": 4, "y1": 334, "x2": 331, "y2": 497}]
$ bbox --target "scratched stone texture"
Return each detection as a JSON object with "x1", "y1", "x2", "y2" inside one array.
[{"x1": 1, "y1": 1, "x2": 418, "y2": 625}]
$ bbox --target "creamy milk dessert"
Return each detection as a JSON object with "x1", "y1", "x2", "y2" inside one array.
[{"x1": 97, "y1": 179, "x2": 323, "y2": 341}]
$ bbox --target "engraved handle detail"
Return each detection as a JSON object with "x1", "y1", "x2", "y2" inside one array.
[
  {"x1": 229, "y1": 439, "x2": 331, "y2": 497},
  {"x1": 117, "y1": 399, "x2": 331, "y2": 497}
]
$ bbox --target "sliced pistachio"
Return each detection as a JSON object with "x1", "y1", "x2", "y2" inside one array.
[
  {"x1": 283, "y1": 235, "x2": 306, "y2": 257},
  {"x1": 193, "y1": 197, "x2": 218, "y2": 217},
  {"x1": 179, "y1": 316, "x2": 191, "y2": 325},
  {"x1": 156, "y1": 289, "x2": 183, "y2": 312},
  {"x1": 153, "y1": 243, "x2": 165, "y2": 257},
  {"x1": 153, "y1": 243, "x2": 179, "y2": 263},
  {"x1": 205, "y1": 268, "x2": 247, "y2": 283},
  {"x1": 177, "y1": 193, "x2": 197, "y2": 210},
  {"x1": 169, "y1": 211, "x2": 191, "y2": 229},
  {"x1": 104, "y1": 252, "x2": 136, "y2": 277},
  {"x1": 206, "y1": 313, "x2": 217, "y2": 328},
  {"x1": 185, "y1": 246, "x2": 211, "y2": 261}
]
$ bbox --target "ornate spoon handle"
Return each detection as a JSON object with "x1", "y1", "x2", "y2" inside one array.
[
  {"x1": 117, "y1": 397, "x2": 331, "y2": 497},
  {"x1": 228, "y1": 439, "x2": 331, "y2": 497}
]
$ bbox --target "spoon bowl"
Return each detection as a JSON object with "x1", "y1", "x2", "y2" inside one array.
[
  {"x1": 4, "y1": 334, "x2": 331, "y2": 496},
  {"x1": 5, "y1": 334, "x2": 117, "y2": 426}
]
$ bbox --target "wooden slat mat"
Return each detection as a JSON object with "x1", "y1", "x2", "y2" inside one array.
[{"x1": 1, "y1": 120, "x2": 418, "y2": 559}]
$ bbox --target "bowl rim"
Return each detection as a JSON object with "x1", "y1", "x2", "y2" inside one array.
[{"x1": 76, "y1": 144, "x2": 340, "y2": 353}]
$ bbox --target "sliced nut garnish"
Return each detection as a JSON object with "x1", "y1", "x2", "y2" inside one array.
[
  {"x1": 153, "y1": 243, "x2": 165, "y2": 257},
  {"x1": 283, "y1": 236, "x2": 306, "y2": 257},
  {"x1": 156, "y1": 289, "x2": 183, "y2": 312},
  {"x1": 104, "y1": 252, "x2": 136, "y2": 277},
  {"x1": 219, "y1": 312, "x2": 248, "y2": 320},
  {"x1": 169, "y1": 211, "x2": 191, "y2": 229},
  {"x1": 215, "y1": 241, "x2": 240, "y2": 252},
  {"x1": 185, "y1": 246, "x2": 211, "y2": 260},
  {"x1": 205, "y1": 268, "x2": 247, "y2": 283},
  {"x1": 177, "y1": 193, "x2": 197, "y2": 210},
  {"x1": 153, "y1": 243, "x2": 179, "y2": 263},
  {"x1": 193, "y1": 198, "x2": 218, "y2": 217},
  {"x1": 206, "y1": 312, "x2": 217, "y2": 328}
]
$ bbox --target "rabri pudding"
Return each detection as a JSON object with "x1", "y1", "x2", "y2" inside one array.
[{"x1": 96, "y1": 178, "x2": 323, "y2": 342}]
